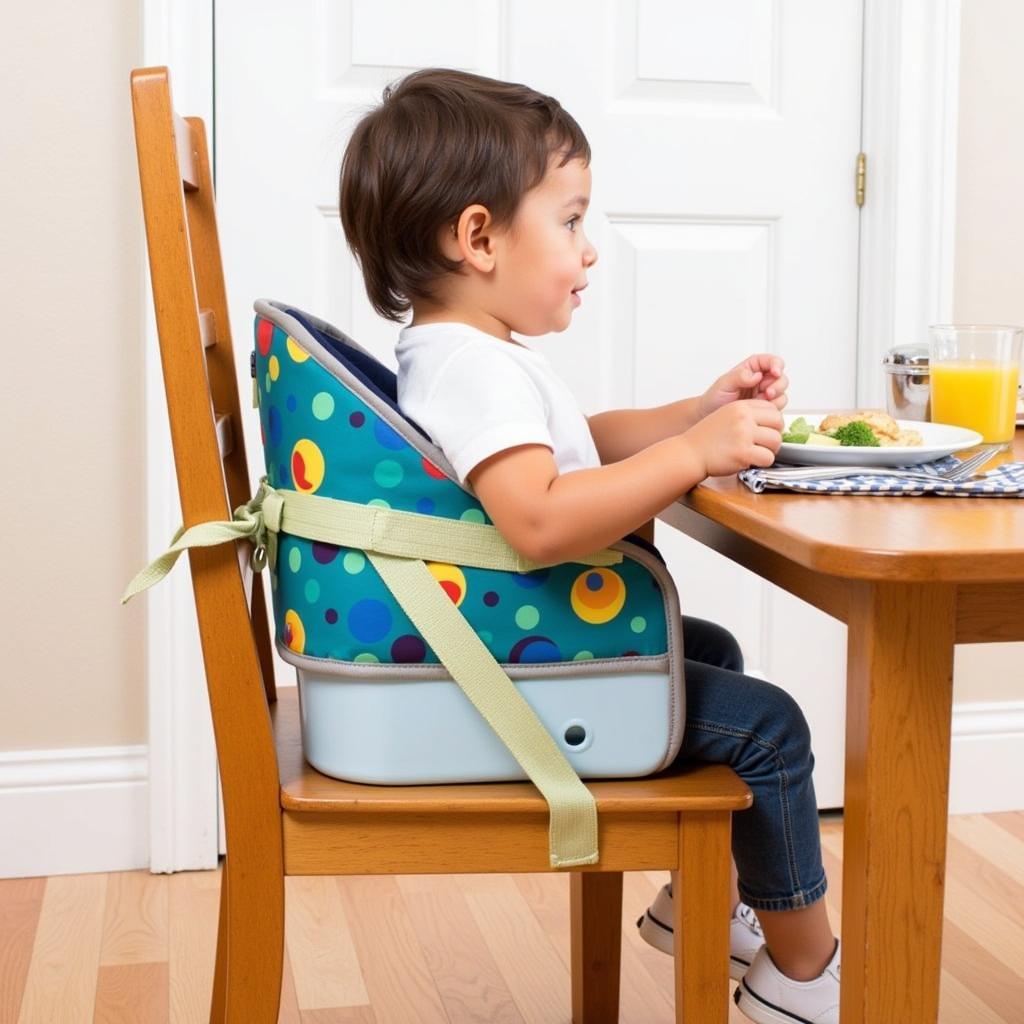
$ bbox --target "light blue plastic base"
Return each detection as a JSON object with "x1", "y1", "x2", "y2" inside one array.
[{"x1": 296, "y1": 668, "x2": 674, "y2": 785}]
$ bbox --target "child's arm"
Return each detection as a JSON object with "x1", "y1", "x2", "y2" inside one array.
[
  {"x1": 468, "y1": 399, "x2": 783, "y2": 565},
  {"x1": 586, "y1": 398, "x2": 702, "y2": 465},
  {"x1": 587, "y1": 355, "x2": 789, "y2": 465}
]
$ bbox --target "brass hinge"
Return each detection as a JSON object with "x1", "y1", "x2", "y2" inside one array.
[{"x1": 856, "y1": 152, "x2": 867, "y2": 206}]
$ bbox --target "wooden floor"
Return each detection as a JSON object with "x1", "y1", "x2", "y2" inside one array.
[{"x1": 1, "y1": 812, "x2": 1022, "y2": 1023}]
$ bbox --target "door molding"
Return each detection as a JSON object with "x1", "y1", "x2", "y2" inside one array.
[
  {"x1": 142, "y1": 0, "x2": 219, "y2": 872},
  {"x1": 141, "y1": 0, "x2": 964, "y2": 870},
  {"x1": 857, "y1": 0, "x2": 962, "y2": 406}
]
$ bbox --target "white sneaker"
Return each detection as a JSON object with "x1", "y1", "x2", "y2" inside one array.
[
  {"x1": 636, "y1": 883, "x2": 765, "y2": 980},
  {"x1": 734, "y1": 939, "x2": 841, "y2": 1024}
]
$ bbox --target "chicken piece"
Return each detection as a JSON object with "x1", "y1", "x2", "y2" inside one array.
[
  {"x1": 818, "y1": 409, "x2": 901, "y2": 440},
  {"x1": 878, "y1": 428, "x2": 924, "y2": 447}
]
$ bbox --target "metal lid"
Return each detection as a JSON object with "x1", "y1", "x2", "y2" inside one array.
[{"x1": 882, "y1": 345, "x2": 929, "y2": 368}]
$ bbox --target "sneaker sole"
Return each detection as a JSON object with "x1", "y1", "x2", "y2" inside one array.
[
  {"x1": 734, "y1": 978, "x2": 818, "y2": 1024},
  {"x1": 636, "y1": 912, "x2": 750, "y2": 981}
]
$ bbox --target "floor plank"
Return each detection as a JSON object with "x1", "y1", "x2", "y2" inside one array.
[
  {"x1": 0, "y1": 876, "x2": 45, "y2": 1023},
  {"x1": 285, "y1": 875, "x2": 367, "y2": 1011},
  {"x1": 949, "y1": 813, "x2": 1024, "y2": 888},
  {"x1": 168, "y1": 869, "x2": 220, "y2": 1024},
  {"x1": 942, "y1": 920, "x2": 1022, "y2": 1024},
  {"x1": 461, "y1": 874, "x2": 570, "y2": 1024},
  {"x1": 100, "y1": 868, "x2": 168, "y2": 966},
  {"x1": 989, "y1": 811, "x2": 1024, "y2": 845},
  {"x1": 397, "y1": 874, "x2": 525, "y2": 1024},
  {"x1": 335, "y1": 875, "x2": 449, "y2": 1024},
  {"x1": 93, "y1": 961, "x2": 169, "y2": 1023},
  {"x1": 17, "y1": 873, "x2": 107, "y2": 1023}
]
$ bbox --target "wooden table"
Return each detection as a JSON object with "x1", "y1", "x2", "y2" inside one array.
[{"x1": 656, "y1": 430, "x2": 1024, "y2": 1023}]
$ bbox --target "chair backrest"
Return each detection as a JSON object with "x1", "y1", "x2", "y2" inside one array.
[{"x1": 130, "y1": 67, "x2": 282, "y2": 833}]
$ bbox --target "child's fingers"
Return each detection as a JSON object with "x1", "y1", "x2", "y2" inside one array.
[{"x1": 758, "y1": 372, "x2": 789, "y2": 401}]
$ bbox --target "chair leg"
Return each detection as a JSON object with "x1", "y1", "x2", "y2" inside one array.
[
  {"x1": 209, "y1": 859, "x2": 229, "y2": 1024},
  {"x1": 570, "y1": 870, "x2": 623, "y2": 1024},
  {"x1": 210, "y1": 851, "x2": 285, "y2": 1023},
  {"x1": 675, "y1": 812, "x2": 732, "y2": 1023}
]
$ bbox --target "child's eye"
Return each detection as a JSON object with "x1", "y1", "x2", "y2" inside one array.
[{"x1": 566, "y1": 215, "x2": 580, "y2": 231}]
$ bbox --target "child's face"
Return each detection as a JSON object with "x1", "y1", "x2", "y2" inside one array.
[{"x1": 496, "y1": 156, "x2": 597, "y2": 336}]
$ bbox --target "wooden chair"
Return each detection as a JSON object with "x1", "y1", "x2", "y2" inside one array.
[{"x1": 130, "y1": 64, "x2": 752, "y2": 1023}]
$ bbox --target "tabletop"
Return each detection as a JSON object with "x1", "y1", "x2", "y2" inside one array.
[{"x1": 666, "y1": 429, "x2": 1024, "y2": 583}]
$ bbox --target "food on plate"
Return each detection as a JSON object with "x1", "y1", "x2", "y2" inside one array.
[
  {"x1": 830, "y1": 421, "x2": 879, "y2": 447},
  {"x1": 782, "y1": 410, "x2": 923, "y2": 448},
  {"x1": 819, "y1": 409, "x2": 901, "y2": 440}
]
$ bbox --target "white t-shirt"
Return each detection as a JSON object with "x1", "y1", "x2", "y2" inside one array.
[{"x1": 395, "y1": 321, "x2": 602, "y2": 486}]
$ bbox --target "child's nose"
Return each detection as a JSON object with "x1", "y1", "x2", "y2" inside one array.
[{"x1": 584, "y1": 241, "x2": 598, "y2": 267}]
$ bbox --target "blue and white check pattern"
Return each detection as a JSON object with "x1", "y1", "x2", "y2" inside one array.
[{"x1": 739, "y1": 457, "x2": 1024, "y2": 496}]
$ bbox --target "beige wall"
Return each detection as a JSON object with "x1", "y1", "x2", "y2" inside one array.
[
  {"x1": 0, "y1": 3, "x2": 1018, "y2": 755},
  {"x1": 1, "y1": 2, "x2": 147, "y2": 750},
  {"x1": 952, "y1": 0, "x2": 1024, "y2": 703}
]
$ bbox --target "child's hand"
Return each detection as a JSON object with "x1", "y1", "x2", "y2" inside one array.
[
  {"x1": 683, "y1": 399, "x2": 784, "y2": 477},
  {"x1": 698, "y1": 354, "x2": 789, "y2": 418}
]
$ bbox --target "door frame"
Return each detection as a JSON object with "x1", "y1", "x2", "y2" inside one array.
[
  {"x1": 141, "y1": 0, "x2": 962, "y2": 870},
  {"x1": 141, "y1": 0, "x2": 219, "y2": 872}
]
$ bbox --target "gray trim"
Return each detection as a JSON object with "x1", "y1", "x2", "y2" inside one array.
[
  {"x1": 254, "y1": 299, "x2": 686, "y2": 771},
  {"x1": 278, "y1": 640, "x2": 669, "y2": 680},
  {"x1": 615, "y1": 538, "x2": 685, "y2": 770}
]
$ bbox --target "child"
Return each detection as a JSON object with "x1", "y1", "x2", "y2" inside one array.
[{"x1": 339, "y1": 68, "x2": 840, "y2": 1024}]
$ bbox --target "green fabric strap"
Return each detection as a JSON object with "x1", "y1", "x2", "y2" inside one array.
[
  {"x1": 122, "y1": 478, "x2": 622, "y2": 604},
  {"x1": 119, "y1": 489, "x2": 271, "y2": 605},
  {"x1": 260, "y1": 481, "x2": 623, "y2": 574},
  {"x1": 122, "y1": 477, "x2": 609, "y2": 866},
  {"x1": 367, "y1": 551, "x2": 598, "y2": 867}
]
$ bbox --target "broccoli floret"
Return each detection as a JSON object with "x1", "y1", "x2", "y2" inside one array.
[
  {"x1": 831, "y1": 421, "x2": 880, "y2": 447},
  {"x1": 782, "y1": 417, "x2": 812, "y2": 443}
]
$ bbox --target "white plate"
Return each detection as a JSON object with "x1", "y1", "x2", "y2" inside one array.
[{"x1": 777, "y1": 411, "x2": 983, "y2": 467}]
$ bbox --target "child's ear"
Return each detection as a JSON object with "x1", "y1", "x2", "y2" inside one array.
[{"x1": 454, "y1": 205, "x2": 497, "y2": 274}]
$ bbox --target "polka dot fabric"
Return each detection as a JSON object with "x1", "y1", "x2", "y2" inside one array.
[{"x1": 253, "y1": 311, "x2": 671, "y2": 668}]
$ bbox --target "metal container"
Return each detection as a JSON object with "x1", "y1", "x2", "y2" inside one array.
[{"x1": 882, "y1": 345, "x2": 930, "y2": 421}]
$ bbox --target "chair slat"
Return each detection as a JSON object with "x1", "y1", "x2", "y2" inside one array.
[
  {"x1": 199, "y1": 308, "x2": 217, "y2": 349},
  {"x1": 174, "y1": 113, "x2": 199, "y2": 191},
  {"x1": 237, "y1": 542, "x2": 254, "y2": 605},
  {"x1": 215, "y1": 412, "x2": 234, "y2": 460}
]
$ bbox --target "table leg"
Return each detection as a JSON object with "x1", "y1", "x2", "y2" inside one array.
[{"x1": 840, "y1": 581, "x2": 956, "y2": 1024}]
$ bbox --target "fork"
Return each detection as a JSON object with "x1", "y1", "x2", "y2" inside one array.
[{"x1": 760, "y1": 443, "x2": 1008, "y2": 485}]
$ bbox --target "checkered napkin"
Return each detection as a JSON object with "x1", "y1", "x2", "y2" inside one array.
[{"x1": 739, "y1": 457, "x2": 1024, "y2": 496}]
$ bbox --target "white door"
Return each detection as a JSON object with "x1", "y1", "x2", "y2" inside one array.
[{"x1": 215, "y1": 0, "x2": 862, "y2": 807}]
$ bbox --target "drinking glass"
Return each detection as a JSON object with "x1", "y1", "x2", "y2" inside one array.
[{"x1": 927, "y1": 325, "x2": 1022, "y2": 442}]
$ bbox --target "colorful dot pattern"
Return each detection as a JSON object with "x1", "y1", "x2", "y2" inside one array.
[{"x1": 254, "y1": 314, "x2": 669, "y2": 666}]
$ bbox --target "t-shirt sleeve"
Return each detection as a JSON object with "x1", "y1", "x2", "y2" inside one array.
[{"x1": 407, "y1": 344, "x2": 554, "y2": 485}]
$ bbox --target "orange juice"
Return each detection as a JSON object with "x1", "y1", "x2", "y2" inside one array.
[{"x1": 929, "y1": 360, "x2": 1019, "y2": 442}]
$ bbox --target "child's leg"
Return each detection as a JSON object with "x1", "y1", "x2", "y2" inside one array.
[
  {"x1": 755, "y1": 903, "x2": 836, "y2": 980},
  {"x1": 676, "y1": 616, "x2": 836, "y2": 980}
]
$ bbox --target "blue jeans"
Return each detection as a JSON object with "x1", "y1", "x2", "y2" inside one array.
[{"x1": 673, "y1": 615, "x2": 828, "y2": 913}]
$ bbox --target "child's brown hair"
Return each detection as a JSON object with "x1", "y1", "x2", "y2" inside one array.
[{"x1": 339, "y1": 68, "x2": 590, "y2": 323}]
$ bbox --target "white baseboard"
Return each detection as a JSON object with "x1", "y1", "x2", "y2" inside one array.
[
  {"x1": 0, "y1": 745, "x2": 149, "y2": 879},
  {"x1": 949, "y1": 700, "x2": 1024, "y2": 814}
]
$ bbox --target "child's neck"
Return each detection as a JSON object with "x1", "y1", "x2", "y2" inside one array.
[{"x1": 409, "y1": 303, "x2": 516, "y2": 344}]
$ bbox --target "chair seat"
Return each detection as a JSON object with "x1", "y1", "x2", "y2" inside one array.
[{"x1": 271, "y1": 686, "x2": 751, "y2": 815}]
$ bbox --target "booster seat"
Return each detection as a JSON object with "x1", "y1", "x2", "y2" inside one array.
[{"x1": 126, "y1": 300, "x2": 688, "y2": 867}]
